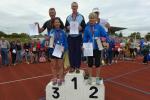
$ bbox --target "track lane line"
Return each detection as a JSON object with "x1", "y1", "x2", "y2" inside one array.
[
  {"x1": 0, "y1": 74, "x2": 53, "y2": 85},
  {"x1": 108, "y1": 80, "x2": 150, "y2": 95}
]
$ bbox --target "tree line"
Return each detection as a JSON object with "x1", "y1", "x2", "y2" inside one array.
[
  {"x1": 0, "y1": 31, "x2": 150, "y2": 42},
  {"x1": 0, "y1": 31, "x2": 31, "y2": 42},
  {"x1": 117, "y1": 32, "x2": 150, "y2": 40}
]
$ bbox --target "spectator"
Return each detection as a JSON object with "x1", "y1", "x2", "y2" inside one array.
[
  {"x1": 112, "y1": 37, "x2": 121, "y2": 63},
  {"x1": 129, "y1": 38, "x2": 136, "y2": 60},
  {"x1": 10, "y1": 41, "x2": 17, "y2": 66},
  {"x1": 31, "y1": 39, "x2": 38, "y2": 63},
  {"x1": 44, "y1": 35, "x2": 52, "y2": 62},
  {"x1": 24, "y1": 42, "x2": 31, "y2": 64},
  {"x1": 107, "y1": 37, "x2": 115, "y2": 65},
  {"x1": 36, "y1": 38, "x2": 41, "y2": 61},
  {"x1": 16, "y1": 39, "x2": 22, "y2": 64},
  {"x1": 0, "y1": 37, "x2": 10, "y2": 66},
  {"x1": 142, "y1": 39, "x2": 150, "y2": 64}
]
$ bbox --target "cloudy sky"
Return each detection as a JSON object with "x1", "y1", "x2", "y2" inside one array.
[{"x1": 0, "y1": 0, "x2": 150, "y2": 36}]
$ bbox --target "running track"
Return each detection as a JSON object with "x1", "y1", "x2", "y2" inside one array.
[{"x1": 0, "y1": 57, "x2": 149, "y2": 100}]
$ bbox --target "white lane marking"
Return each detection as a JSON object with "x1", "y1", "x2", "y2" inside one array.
[
  {"x1": 108, "y1": 80, "x2": 150, "y2": 95},
  {"x1": 104, "y1": 66, "x2": 150, "y2": 81},
  {"x1": 0, "y1": 69, "x2": 79, "y2": 85},
  {"x1": 0, "y1": 74, "x2": 53, "y2": 85}
]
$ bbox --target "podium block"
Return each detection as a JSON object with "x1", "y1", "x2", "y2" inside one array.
[
  {"x1": 65, "y1": 70, "x2": 85, "y2": 100},
  {"x1": 84, "y1": 78, "x2": 105, "y2": 100},
  {"x1": 46, "y1": 82, "x2": 66, "y2": 100},
  {"x1": 46, "y1": 70, "x2": 105, "y2": 100},
  {"x1": 65, "y1": 70, "x2": 85, "y2": 84}
]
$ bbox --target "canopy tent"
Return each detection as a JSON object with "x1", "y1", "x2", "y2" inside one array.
[{"x1": 109, "y1": 26, "x2": 127, "y2": 33}]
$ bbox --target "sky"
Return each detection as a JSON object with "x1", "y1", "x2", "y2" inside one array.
[{"x1": 0, "y1": 0, "x2": 150, "y2": 37}]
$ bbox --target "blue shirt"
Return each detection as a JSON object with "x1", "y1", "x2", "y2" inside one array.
[
  {"x1": 83, "y1": 23, "x2": 107, "y2": 49},
  {"x1": 140, "y1": 39, "x2": 145, "y2": 48},
  {"x1": 86, "y1": 22, "x2": 110, "y2": 42},
  {"x1": 108, "y1": 38, "x2": 115, "y2": 51},
  {"x1": 49, "y1": 29, "x2": 68, "y2": 51}
]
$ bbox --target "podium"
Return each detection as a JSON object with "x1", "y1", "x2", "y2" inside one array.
[{"x1": 46, "y1": 70, "x2": 105, "y2": 100}]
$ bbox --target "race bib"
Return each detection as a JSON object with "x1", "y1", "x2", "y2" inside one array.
[
  {"x1": 12, "y1": 49, "x2": 16, "y2": 53},
  {"x1": 26, "y1": 49, "x2": 29, "y2": 52},
  {"x1": 33, "y1": 47, "x2": 36, "y2": 51},
  {"x1": 118, "y1": 48, "x2": 122, "y2": 52}
]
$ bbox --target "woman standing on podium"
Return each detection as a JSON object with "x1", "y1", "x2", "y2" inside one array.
[
  {"x1": 83, "y1": 12, "x2": 108, "y2": 85},
  {"x1": 65, "y1": 2, "x2": 86, "y2": 73},
  {"x1": 49, "y1": 18, "x2": 68, "y2": 86}
]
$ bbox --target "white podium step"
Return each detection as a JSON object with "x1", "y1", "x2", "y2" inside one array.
[
  {"x1": 84, "y1": 79, "x2": 105, "y2": 100},
  {"x1": 65, "y1": 70, "x2": 84, "y2": 90},
  {"x1": 46, "y1": 82, "x2": 66, "y2": 100},
  {"x1": 46, "y1": 70, "x2": 105, "y2": 100},
  {"x1": 65, "y1": 70, "x2": 85, "y2": 84},
  {"x1": 65, "y1": 70, "x2": 85, "y2": 100}
]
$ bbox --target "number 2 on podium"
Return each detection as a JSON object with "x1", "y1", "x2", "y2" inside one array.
[
  {"x1": 89, "y1": 86, "x2": 98, "y2": 98},
  {"x1": 52, "y1": 87, "x2": 60, "y2": 99}
]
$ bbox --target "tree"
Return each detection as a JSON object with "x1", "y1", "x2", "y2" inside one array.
[
  {"x1": 0, "y1": 31, "x2": 7, "y2": 37},
  {"x1": 20, "y1": 33, "x2": 30, "y2": 38},
  {"x1": 145, "y1": 32, "x2": 150, "y2": 41},
  {"x1": 118, "y1": 32, "x2": 123, "y2": 37},
  {"x1": 129, "y1": 32, "x2": 141, "y2": 39}
]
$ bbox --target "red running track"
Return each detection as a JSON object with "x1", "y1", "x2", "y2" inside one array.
[{"x1": 0, "y1": 58, "x2": 149, "y2": 100}]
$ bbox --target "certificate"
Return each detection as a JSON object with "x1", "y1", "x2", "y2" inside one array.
[
  {"x1": 83, "y1": 43, "x2": 93, "y2": 56},
  {"x1": 12, "y1": 49, "x2": 16, "y2": 53},
  {"x1": 69, "y1": 21, "x2": 79, "y2": 35},
  {"x1": 29, "y1": 24, "x2": 39, "y2": 35},
  {"x1": 52, "y1": 44, "x2": 64, "y2": 58},
  {"x1": 96, "y1": 38, "x2": 104, "y2": 50},
  {"x1": 49, "y1": 36, "x2": 54, "y2": 48}
]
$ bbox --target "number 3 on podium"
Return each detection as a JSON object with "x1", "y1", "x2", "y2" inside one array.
[{"x1": 52, "y1": 87, "x2": 60, "y2": 99}]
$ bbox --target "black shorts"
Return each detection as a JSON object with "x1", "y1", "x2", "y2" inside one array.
[
  {"x1": 113, "y1": 50, "x2": 119, "y2": 57},
  {"x1": 32, "y1": 51, "x2": 37, "y2": 54},
  {"x1": 130, "y1": 48, "x2": 136, "y2": 53},
  {"x1": 87, "y1": 49, "x2": 101, "y2": 68}
]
